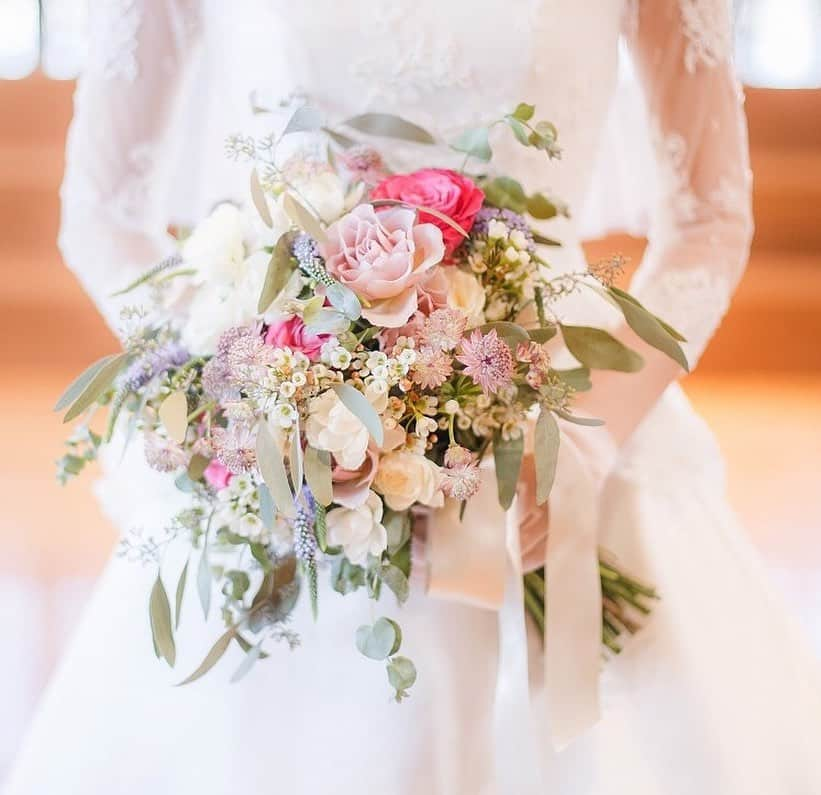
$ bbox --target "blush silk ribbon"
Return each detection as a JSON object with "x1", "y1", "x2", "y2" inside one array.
[{"x1": 426, "y1": 432, "x2": 603, "y2": 782}]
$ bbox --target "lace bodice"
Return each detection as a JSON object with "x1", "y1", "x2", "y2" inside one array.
[{"x1": 60, "y1": 0, "x2": 752, "y2": 448}]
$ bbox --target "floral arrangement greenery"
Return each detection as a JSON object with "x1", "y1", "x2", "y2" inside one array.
[{"x1": 56, "y1": 102, "x2": 683, "y2": 700}]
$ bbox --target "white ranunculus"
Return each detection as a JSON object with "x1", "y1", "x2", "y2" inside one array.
[
  {"x1": 305, "y1": 389, "x2": 370, "y2": 471},
  {"x1": 182, "y1": 203, "x2": 246, "y2": 283},
  {"x1": 243, "y1": 194, "x2": 293, "y2": 251},
  {"x1": 374, "y1": 449, "x2": 443, "y2": 512},
  {"x1": 290, "y1": 170, "x2": 346, "y2": 224},
  {"x1": 444, "y1": 267, "x2": 486, "y2": 327},
  {"x1": 180, "y1": 251, "x2": 268, "y2": 356},
  {"x1": 326, "y1": 491, "x2": 388, "y2": 565}
]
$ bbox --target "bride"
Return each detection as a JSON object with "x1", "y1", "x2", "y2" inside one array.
[{"x1": 7, "y1": 1, "x2": 821, "y2": 793}]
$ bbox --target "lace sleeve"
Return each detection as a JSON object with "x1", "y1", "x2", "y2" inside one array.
[
  {"x1": 59, "y1": 0, "x2": 201, "y2": 330},
  {"x1": 568, "y1": 0, "x2": 753, "y2": 448}
]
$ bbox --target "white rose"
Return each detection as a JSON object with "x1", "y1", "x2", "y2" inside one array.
[
  {"x1": 305, "y1": 389, "x2": 369, "y2": 470},
  {"x1": 374, "y1": 449, "x2": 443, "y2": 511},
  {"x1": 291, "y1": 170, "x2": 346, "y2": 224},
  {"x1": 326, "y1": 491, "x2": 388, "y2": 565},
  {"x1": 182, "y1": 203, "x2": 246, "y2": 283},
  {"x1": 242, "y1": 195, "x2": 292, "y2": 250},
  {"x1": 180, "y1": 251, "x2": 268, "y2": 356},
  {"x1": 444, "y1": 267, "x2": 486, "y2": 327}
]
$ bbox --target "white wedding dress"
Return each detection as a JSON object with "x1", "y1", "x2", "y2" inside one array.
[{"x1": 7, "y1": 1, "x2": 821, "y2": 793}]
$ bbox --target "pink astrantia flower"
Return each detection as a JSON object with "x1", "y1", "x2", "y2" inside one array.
[
  {"x1": 410, "y1": 346, "x2": 453, "y2": 389},
  {"x1": 321, "y1": 204, "x2": 445, "y2": 328},
  {"x1": 516, "y1": 341, "x2": 552, "y2": 389},
  {"x1": 441, "y1": 445, "x2": 482, "y2": 501},
  {"x1": 203, "y1": 459, "x2": 233, "y2": 490},
  {"x1": 456, "y1": 329, "x2": 514, "y2": 395},
  {"x1": 418, "y1": 307, "x2": 468, "y2": 352},
  {"x1": 264, "y1": 315, "x2": 331, "y2": 361},
  {"x1": 371, "y1": 168, "x2": 485, "y2": 257},
  {"x1": 339, "y1": 145, "x2": 388, "y2": 186}
]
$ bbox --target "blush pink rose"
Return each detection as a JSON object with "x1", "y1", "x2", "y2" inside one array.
[
  {"x1": 370, "y1": 168, "x2": 485, "y2": 257},
  {"x1": 264, "y1": 315, "x2": 331, "y2": 361},
  {"x1": 332, "y1": 444, "x2": 379, "y2": 509},
  {"x1": 321, "y1": 204, "x2": 445, "y2": 328},
  {"x1": 204, "y1": 459, "x2": 233, "y2": 490}
]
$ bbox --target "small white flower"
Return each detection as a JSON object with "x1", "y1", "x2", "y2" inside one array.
[
  {"x1": 326, "y1": 491, "x2": 388, "y2": 565},
  {"x1": 509, "y1": 229, "x2": 528, "y2": 250},
  {"x1": 444, "y1": 399, "x2": 460, "y2": 414},
  {"x1": 238, "y1": 513, "x2": 268, "y2": 543},
  {"x1": 291, "y1": 371, "x2": 307, "y2": 387},
  {"x1": 504, "y1": 246, "x2": 520, "y2": 263},
  {"x1": 415, "y1": 416, "x2": 438, "y2": 437},
  {"x1": 398, "y1": 348, "x2": 417, "y2": 367},
  {"x1": 487, "y1": 219, "x2": 508, "y2": 240},
  {"x1": 518, "y1": 251, "x2": 531, "y2": 265},
  {"x1": 370, "y1": 363, "x2": 388, "y2": 380},
  {"x1": 329, "y1": 347, "x2": 353, "y2": 370},
  {"x1": 366, "y1": 352, "x2": 388, "y2": 370},
  {"x1": 279, "y1": 381, "x2": 296, "y2": 399},
  {"x1": 273, "y1": 402, "x2": 297, "y2": 428}
]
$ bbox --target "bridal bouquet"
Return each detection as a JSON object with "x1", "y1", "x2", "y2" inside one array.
[{"x1": 57, "y1": 103, "x2": 683, "y2": 699}]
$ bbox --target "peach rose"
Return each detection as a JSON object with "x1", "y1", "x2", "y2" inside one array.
[
  {"x1": 332, "y1": 444, "x2": 379, "y2": 509},
  {"x1": 321, "y1": 204, "x2": 445, "y2": 328}
]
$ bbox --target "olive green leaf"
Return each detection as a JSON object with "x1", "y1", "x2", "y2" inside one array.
[
  {"x1": 450, "y1": 126, "x2": 492, "y2": 162},
  {"x1": 343, "y1": 113, "x2": 435, "y2": 144},
  {"x1": 323, "y1": 126, "x2": 356, "y2": 149},
  {"x1": 326, "y1": 282, "x2": 362, "y2": 320},
  {"x1": 493, "y1": 431, "x2": 525, "y2": 510},
  {"x1": 55, "y1": 353, "x2": 121, "y2": 412},
  {"x1": 176, "y1": 628, "x2": 235, "y2": 686},
  {"x1": 534, "y1": 408, "x2": 560, "y2": 505},
  {"x1": 415, "y1": 204, "x2": 470, "y2": 240},
  {"x1": 256, "y1": 422, "x2": 296, "y2": 518},
  {"x1": 250, "y1": 168, "x2": 273, "y2": 228},
  {"x1": 526, "y1": 193, "x2": 558, "y2": 220},
  {"x1": 174, "y1": 559, "x2": 188, "y2": 630},
  {"x1": 560, "y1": 324, "x2": 644, "y2": 373},
  {"x1": 257, "y1": 483, "x2": 275, "y2": 529},
  {"x1": 258, "y1": 231, "x2": 295, "y2": 313},
  {"x1": 332, "y1": 384, "x2": 384, "y2": 446},
  {"x1": 288, "y1": 418, "x2": 303, "y2": 494},
  {"x1": 511, "y1": 102, "x2": 535, "y2": 122},
  {"x1": 230, "y1": 641, "x2": 263, "y2": 683},
  {"x1": 380, "y1": 564, "x2": 410, "y2": 605},
  {"x1": 149, "y1": 573, "x2": 176, "y2": 667},
  {"x1": 532, "y1": 232, "x2": 561, "y2": 247},
  {"x1": 158, "y1": 390, "x2": 188, "y2": 444},
  {"x1": 282, "y1": 105, "x2": 323, "y2": 135},
  {"x1": 505, "y1": 116, "x2": 530, "y2": 146},
  {"x1": 187, "y1": 453, "x2": 210, "y2": 481},
  {"x1": 304, "y1": 445, "x2": 333, "y2": 506},
  {"x1": 528, "y1": 325, "x2": 558, "y2": 344},
  {"x1": 61, "y1": 352, "x2": 130, "y2": 422},
  {"x1": 384, "y1": 509, "x2": 412, "y2": 556},
  {"x1": 197, "y1": 544, "x2": 211, "y2": 620},
  {"x1": 356, "y1": 617, "x2": 402, "y2": 660},
  {"x1": 386, "y1": 656, "x2": 417, "y2": 697},
  {"x1": 479, "y1": 321, "x2": 530, "y2": 348},
  {"x1": 554, "y1": 409, "x2": 605, "y2": 427},
  {"x1": 483, "y1": 176, "x2": 527, "y2": 213},
  {"x1": 555, "y1": 367, "x2": 592, "y2": 392},
  {"x1": 608, "y1": 286, "x2": 689, "y2": 371},
  {"x1": 283, "y1": 192, "x2": 327, "y2": 243}
]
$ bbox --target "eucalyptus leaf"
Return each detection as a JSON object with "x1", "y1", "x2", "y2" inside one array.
[
  {"x1": 229, "y1": 641, "x2": 263, "y2": 683},
  {"x1": 386, "y1": 655, "x2": 417, "y2": 693},
  {"x1": 55, "y1": 354, "x2": 119, "y2": 412},
  {"x1": 384, "y1": 509, "x2": 411, "y2": 555},
  {"x1": 159, "y1": 390, "x2": 188, "y2": 444},
  {"x1": 304, "y1": 445, "x2": 333, "y2": 506},
  {"x1": 326, "y1": 282, "x2": 362, "y2": 320},
  {"x1": 343, "y1": 113, "x2": 435, "y2": 144},
  {"x1": 555, "y1": 367, "x2": 592, "y2": 392},
  {"x1": 176, "y1": 628, "x2": 235, "y2": 686},
  {"x1": 283, "y1": 105, "x2": 323, "y2": 135},
  {"x1": 356, "y1": 617, "x2": 401, "y2": 660},
  {"x1": 554, "y1": 409, "x2": 605, "y2": 427},
  {"x1": 149, "y1": 574, "x2": 176, "y2": 667},
  {"x1": 534, "y1": 408, "x2": 559, "y2": 505},
  {"x1": 174, "y1": 559, "x2": 188, "y2": 630},
  {"x1": 415, "y1": 205, "x2": 470, "y2": 240},
  {"x1": 482, "y1": 176, "x2": 527, "y2": 213},
  {"x1": 560, "y1": 325, "x2": 644, "y2": 373},
  {"x1": 187, "y1": 453, "x2": 209, "y2": 481},
  {"x1": 303, "y1": 307, "x2": 351, "y2": 335},
  {"x1": 258, "y1": 483, "x2": 275, "y2": 529},
  {"x1": 323, "y1": 126, "x2": 356, "y2": 149},
  {"x1": 62, "y1": 352, "x2": 130, "y2": 423},
  {"x1": 380, "y1": 564, "x2": 410, "y2": 605},
  {"x1": 197, "y1": 543, "x2": 211, "y2": 620},
  {"x1": 256, "y1": 422, "x2": 296, "y2": 518},
  {"x1": 526, "y1": 192, "x2": 558, "y2": 220},
  {"x1": 289, "y1": 418, "x2": 303, "y2": 494},
  {"x1": 527, "y1": 325, "x2": 558, "y2": 344},
  {"x1": 258, "y1": 232, "x2": 295, "y2": 314},
  {"x1": 505, "y1": 116, "x2": 530, "y2": 146},
  {"x1": 450, "y1": 126, "x2": 492, "y2": 162},
  {"x1": 608, "y1": 287, "x2": 689, "y2": 371},
  {"x1": 283, "y1": 192, "x2": 327, "y2": 243},
  {"x1": 608, "y1": 286, "x2": 686, "y2": 341},
  {"x1": 532, "y1": 232, "x2": 562, "y2": 247},
  {"x1": 511, "y1": 102, "x2": 535, "y2": 122},
  {"x1": 493, "y1": 432, "x2": 524, "y2": 511},
  {"x1": 332, "y1": 384, "x2": 384, "y2": 446},
  {"x1": 250, "y1": 168, "x2": 273, "y2": 228},
  {"x1": 479, "y1": 321, "x2": 530, "y2": 348}
]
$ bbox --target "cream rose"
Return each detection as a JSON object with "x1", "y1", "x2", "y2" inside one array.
[
  {"x1": 374, "y1": 449, "x2": 444, "y2": 511},
  {"x1": 182, "y1": 203, "x2": 246, "y2": 283},
  {"x1": 305, "y1": 390, "x2": 369, "y2": 471},
  {"x1": 326, "y1": 491, "x2": 388, "y2": 565},
  {"x1": 445, "y1": 267, "x2": 486, "y2": 327}
]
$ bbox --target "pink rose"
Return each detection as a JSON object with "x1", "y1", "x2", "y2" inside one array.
[
  {"x1": 264, "y1": 315, "x2": 331, "y2": 361},
  {"x1": 370, "y1": 168, "x2": 485, "y2": 257},
  {"x1": 321, "y1": 204, "x2": 445, "y2": 328},
  {"x1": 332, "y1": 444, "x2": 379, "y2": 509},
  {"x1": 204, "y1": 459, "x2": 233, "y2": 490}
]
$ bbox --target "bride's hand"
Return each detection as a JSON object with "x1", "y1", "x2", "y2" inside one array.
[{"x1": 518, "y1": 453, "x2": 549, "y2": 573}]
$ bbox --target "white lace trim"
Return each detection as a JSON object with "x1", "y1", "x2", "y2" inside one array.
[
  {"x1": 678, "y1": 0, "x2": 733, "y2": 73},
  {"x1": 108, "y1": 143, "x2": 160, "y2": 230}
]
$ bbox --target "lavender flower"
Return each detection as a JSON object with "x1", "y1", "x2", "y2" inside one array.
[
  {"x1": 471, "y1": 207, "x2": 535, "y2": 252},
  {"x1": 292, "y1": 493, "x2": 318, "y2": 562},
  {"x1": 292, "y1": 233, "x2": 332, "y2": 285},
  {"x1": 121, "y1": 342, "x2": 189, "y2": 392}
]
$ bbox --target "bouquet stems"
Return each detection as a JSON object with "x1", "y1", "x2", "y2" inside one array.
[{"x1": 523, "y1": 560, "x2": 658, "y2": 655}]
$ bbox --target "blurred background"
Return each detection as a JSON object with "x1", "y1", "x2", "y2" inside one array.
[{"x1": 0, "y1": 0, "x2": 820, "y2": 780}]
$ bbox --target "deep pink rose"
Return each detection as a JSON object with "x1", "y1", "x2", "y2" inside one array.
[
  {"x1": 204, "y1": 459, "x2": 233, "y2": 490},
  {"x1": 321, "y1": 204, "x2": 445, "y2": 328},
  {"x1": 370, "y1": 168, "x2": 485, "y2": 257},
  {"x1": 264, "y1": 315, "x2": 331, "y2": 361}
]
